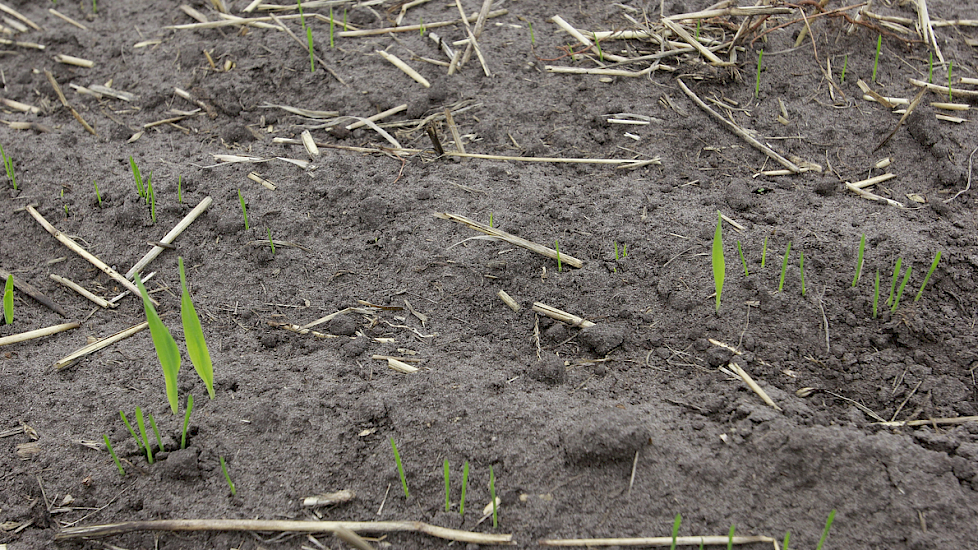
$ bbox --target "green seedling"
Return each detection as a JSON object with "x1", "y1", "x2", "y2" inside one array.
[
  {"x1": 712, "y1": 212, "x2": 725, "y2": 311},
  {"x1": 928, "y1": 52, "x2": 934, "y2": 83},
  {"x1": 63, "y1": 204, "x2": 70, "y2": 218},
  {"x1": 119, "y1": 411, "x2": 143, "y2": 452},
  {"x1": 489, "y1": 212, "x2": 494, "y2": 228},
  {"x1": 103, "y1": 435, "x2": 125, "y2": 476},
  {"x1": 149, "y1": 412, "x2": 163, "y2": 453},
  {"x1": 783, "y1": 531, "x2": 790, "y2": 550},
  {"x1": 840, "y1": 53, "x2": 848, "y2": 83},
  {"x1": 135, "y1": 407, "x2": 154, "y2": 463},
  {"x1": 92, "y1": 0, "x2": 96, "y2": 13},
  {"x1": 343, "y1": 9, "x2": 347, "y2": 31},
  {"x1": 130, "y1": 156, "x2": 145, "y2": 198},
  {"x1": 177, "y1": 175, "x2": 183, "y2": 203},
  {"x1": 670, "y1": 513, "x2": 682, "y2": 550},
  {"x1": 915, "y1": 250, "x2": 941, "y2": 302},
  {"x1": 737, "y1": 241, "x2": 748, "y2": 277},
  {"x1": 489, "y1": 465, "x2": 498, "y2": 528},
  {"x1": 528, "y1": 21, "x2": 535, "y2": 46},
  {"x1": 695, "y1": 20, "x2": 700, "y2": 40},
  {"x1": 135, "y1": 272, "x2": 181, "y2": 414},
  {"x1": 330, "y1": 7, "x2": 335, "y2": 48},
  {"x1": 886, "y1": 258, "x2": 903, "y2": 306},
  {"x1": 761, "y1": 236, "x2": 768, "y2": 268},
  {"x1": 179, "y1": 257, "x2": 215, "y2": 399},
  {"x1": 948, "y1": 61, "x2": 953, "y2": 101},
  {"x1": 873, "y1": 269, "x2": 881, "y2": 319},
  {"x1": 852, "y1": 233, "x2": 865, "y2": 287},
  {"x1": 555, "y1": 240, "x2": 562, "y2": 272},
  {"x1": 891, "y1": 263, "x2": 911, "y2": 313},
  {"x1": 93, "y1": 180, "x2": 102, "y2": 206},
  {"x1": 755, "y1": 49, "x2": 763, "y2": 98},
  {"x1": 390, "y1": 437, "x2": 409, "y2": 499},
  {"x1": 872, "y1": 34, "x2": 882, "y2": 82},
  {"x1": 147, "y1": 178, "x2": 156, "y2": 223},
  {"x1": 594, "y1": 38, "x2": 603, "y2": 62},
  {"x1": 297, "y1": 0, "x2": 304, "y2": 26},
  {"x1": 306, "y1": 27, "x2": 315, "y2": 72},
  {"x1": 799, "y1": 251, "x2": 806, "y2": 297},
  {"x1": 816, "y1": 509, "x2": 836, "y2": 550},
  {"x1": 267, "y1": 229, "x2": 275, "y2": 254},
  {"x1": 181, "y1": 394, "x2": 194, "y2": 449},
  {"x1": 727, "y1": 524, "x2": 735, "y2": 550},
  {"x1": 444, "y1": 459, "x2": 450, "y2": 512},
  {"x1": 238, "y1": 189, "x2": 249, "y2": 230},
  {"x1": 778, "y1": 241, "x2": 791, "y2": 292},
  {"x1": 460, "y1": 460, "x2": 469, "y2": 516},
  {"x1": 3, "y1": 274, "x2": 12, "y2": 325},
  {"x1": 220, "y1": 456, "x2": 236, "y2": 496},
  {"x1": 1, "y1": 143, "x2": 17, "y2": 190},
  {"x1": 419, "y1": 16, "x2": 425, "y2": 37}
]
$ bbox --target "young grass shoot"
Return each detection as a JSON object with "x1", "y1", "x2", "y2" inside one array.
[
  {"x1": 238, "y1": 189, "x2": 249, "y2": 230},
  {"x1": 489, "y1": 465, "x2": 498, "y2": 528},
  {"x1": 179, "y1": 257, "x2": 215, "y2": 399},
  {"x1": 329, "y1": 7, "x2": 335, "y2": 48},
  {"x1": 778, "y1": 241, "x2": 791, "y2": 292},
  {"x1": 737, "y1": 241, "x2": 748, "y2": 277},
  {"x1": 891, "y1": 262, "x2": 911, "y2": 313},
  {"x1": 528, "y1": 21, "x2": 535, "y2": 46},
  {"x1": 181, "y1": 394, "x2": 194, "y2": 449},
  {"x1": 915, "y1": 251, "x2": 941, "y2": 302},
  {"x1": 799, "y1": 251, "x2": 806, "y2": 297},
  {"x1": 761, "y1": 236, "x2": 768, "y2": 268},
  {"x1": 840, "y1": 53, "x2": 848, "y2": 83},
  {"x1": 1, "y1": 144, "x2": 17, "y2": 190},
  {"x1": 130, "y1": 156, "x2": 145, "y2": 199},
  {"x1": 755, "y1": 49, "x2": 763, "y2": 98},
  {"x1": 460, "y1": 460, "x2": 469, "y2": 516},
  {"x1": 149, "y1": 412, "x2": 163, "y2": 453},
  {"x1": 135, "y1": 273, "x2": 182, "y2": 414},
  {"x1": 135, "y1": 407, "x2": 154, "y2": 463},
  {"x1": 177, "y1": 174, "x2": 183, "y2": 203},
  {"x1": 555, "y1": 240, "x2": 562, "y2": 272},
  {"x1": 267, "y1": 229, "x2": 276, "y2": 254},
  {"x1": 928, "y1": 52, "x2": 934, "y2": 83},
  {"x1": 872, "y1": 34, "x2": 882, "y2": 82},
  {"x1": 852, "y1": 234, "x2": 865, "y2": 287},
  {"x1": 93, "y1": 180, "x2": 102, "y2": 206},
  {"x1": 816, "y1": 510, "x2": 836, "y2": 550},
  {"x1": 103, "y1": 435, "x2": 125, "y2": 476},
  {"x1": 390, "y1": 437, "x2": 409, "y2": 499},
  {"x1": 444, "y1": 459, "x2": 450, "y2": 512},
  {"x1": 220, "y1": 456, "x2": 236, "y2": 496},
  {"x1": 712, "y1": 212, "x2": 725, "y2": 311},
  {"x1": 948, "y1": 61, "x2": 954, "y2": 101},
  {"x1": 886, "y1": 258, "x2": 903, "y2": 307},
  {"x1": 3, "y1": 274, "x2": 12, "y2": 325},
  {"x1": 119, "y1": 411, "x2": 142, "y2": 453},
  {"x1": 670, "y1": 513, "x2": 682, "y2": 550},
  {"x1": 873, "y1": 269, "x2": 881, "y2": 319}
]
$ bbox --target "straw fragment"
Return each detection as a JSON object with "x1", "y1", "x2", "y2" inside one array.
[
  {"x1": 248, "y1": 172, "x2": 277, "y2": 190},
  {"x1": 54, "y1": 54, "x2": 94, "y2": 68},
  {"x1": 0, "y1": 1, "x2": 40, "y2": 30},
  {"x1": 44, "y1": 70, "x2": 96, "y2": 135},
  {"x1": 345, "y1": 104, "x2": 406, "y2": 130},
  {"x1": 532, "y1": 302, "x2": 595, "y2": 328},
  {"x1": 910, "y1": 78, "x2": 978, "y2": 99},
  {"x1": 300, "y1": 130, "x2": 320, "y2": 156},
  {"x1": 540, "y1": 535, "x2": 774, "y2": 547},
  {"x1": 0, "y1": 322, "x2": 80, "y2": 348},
  {"x1": 725, "y1": 361, "x2": 781, "y2": 411},
  {"x1": 336, "y1": 10, "x2": 507, "y2": 37},
  {"x1": 435, "y1": 212, "x2": 584, "y2": 268},
  {"x1": 49, "y1": 274, "x2": 116, "y2": 309},
  {"x1": 497, "y1": 290, "x2": 519, "y2": 312},
  {"x1": 48, "y1": 8, "x2": 87, "y2": 30},
  {"x1": 1, "y1": 98, "x2": 39, "y2": 114},
  {"x1": 54, "y1": 322, "x2": 149, "y2": 371},
  {"x1": 125, "y1": 196, "x2": 213, "y2": 279},
  {"x1": 376, "y1": 50, "x2": 430, "y2": 88},
  {"x1": 0, "y1": 38, "x2": 45, "y2": 50},
  {"x1": 849, "y1": 173, "x2": 896, "y2": 190}
]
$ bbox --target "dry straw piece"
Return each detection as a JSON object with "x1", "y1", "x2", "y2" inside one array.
[
  {"x1": 375, "y1": 50, "x2": 430, "y2": 88},
  {"x1": 435, "y1": 212, "x2": 584, "y2": 268},
  {"x1": 54, "y1": 321, "x2": 149, "y2": 370},
  {"x1": 49, "y1": 274, "x2": 116, "y2": 309},
  {"x1": 125, "y1": 196, "x2": 213, "y2": 279},
  {"x1": 539, "y1": 535, "x2": 775, "y2": 547},
  {"x1": 532, "y1": 302, "x2": 595, "y2": 328},
  {"x1": 0, "y1": 322, "x2": 80, "y2": 347},
  {"x1": 53, "y1": 54, "x2": 94, "y2": 68}
]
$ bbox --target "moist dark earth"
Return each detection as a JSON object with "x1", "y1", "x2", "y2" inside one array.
[{"x1": 2, "y1": 0, "x2": 978, "y2": 548}]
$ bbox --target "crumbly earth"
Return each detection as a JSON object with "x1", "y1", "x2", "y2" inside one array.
[{"x1": 2, "y1": 0, "x2": 978, "y2": 549}]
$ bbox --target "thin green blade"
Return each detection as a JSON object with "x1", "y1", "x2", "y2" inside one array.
[
  {"x1": 135, "y1": 272, "x2": 181, "y2": 414},
  {"x1": 712, "y1": 212, "x2": 725, "y2": 311},
  {"x1": 179, "y1": 258, "x2": 214, "y2": 399},
  {"x1": 3, "y1": 274, "x2": 13, "y2": 325}
]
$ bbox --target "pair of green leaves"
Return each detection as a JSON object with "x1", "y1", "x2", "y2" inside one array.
[{"x1": 134, "y1": 257, "x2": 214, "y2": 414}]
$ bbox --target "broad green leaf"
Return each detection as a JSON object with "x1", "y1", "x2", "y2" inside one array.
[
  {"x1": 179, "y1": 258, "x2": 214, "y2": 399},
  {"x1": 712, "y1": 212, "x2": 725, "y2": 311},
  {"x1": 135, "y1": 272, "x2": 181, "y2": 414},
  {"x1": 3, "y1": 274, "x2": 13, "y2": 325}
]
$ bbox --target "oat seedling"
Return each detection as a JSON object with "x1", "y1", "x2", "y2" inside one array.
[
  {"x1": 782, "y1": 532, "x2": 790, "y2": 550},
  {"x1": 872, "y1": 34, "x2": 882, "y2": 82},
  {"x1": 237, "y1": 189, "x2": 249, "y2": 230},
  {"x1": 915, "y1": 250, "x2": 941, "y2": 302},
  {"x1": 119, "y1": 411, "x2": 142, "y2": 453},
  {"x1": 419, "y1": 16, "x2": 425, "y2": 37},
  {"x1": 670, "y1": 513, "x2": 682, "y2": 550},
  {"x1": 891, "y1": 262, "x2": 911, "y2": 313},
  {"x1": 489, "y1": 465, "x2": 498, "y2": 528},
  {"x1": 489, "y1": 212, "x2": 494, "y2": 228},
  {"x1": 761, "y1": 236, "x2": 768, "y2": 268},
  {"x1": 948, "y1": 61, "x2": 954, "y2": 101},
  {"x1": 727, "y1": 524, "x2": 735, "y2": 550},
  {"x1": 737, "y1": 241, "x2": 748, "y2": 277},
  {"x1": 177, "y1": 174, "x2": 183, "y2": 203},
  {"x1": 92, "y1": 0, "x2": 96, "y2": 13},
  {"x1": 594, "y1": 38, "x2": 604, "y2": 62},
  {"x1": 220, "y1": 456, "x2": 236, "y2": 496},
  {"x1": 181, "y1": 394, "x2": 194, "y2": 449},
  {"x1": 342, "y1": 8, "x2": 347, "y2": 31},
  {"x1": 816, "y1": 509, "x2": 836, "y2": 550},
  {"x1": 1, "y1": 144, "x2": 17, "y2": 190},
  {"x1": 928, "y1": 52, "x2": 934, "y2": 83},
  {"x1": 93, "y1": 180, "x2": 102, "y2": 206},
  {"x1": 390, "y1": 437, "x2": 410, "y2": 499},
  {"x1": 444, "y1": 459, "x2": 450, "y2": 512},
  {"x1": 130, "y1": 156, "x2": 145, "y2": 198},
  {"x1": 103, "y1": 435, "x2": 125, "y2": 476},
  {"x1": 555, "y1": 240, "x2": 563, "y2": 272},
  {"x1": 147, "y1": 178, "x2": 156, "y2": 223},
  {"x1": 778, "y1": 241, "x2": 792, "y2": 292},
  {"x1": 460, "y1": 460, "x2": 469, "y2": 516},
  {"x1": 712, "y1": 212, "x2": 725, "y2": 311},
  {"x1": 329, "y1": 7, "x2": 336, "y2": 48},
  {"x1": 873, "y1": 269, "x2": 881, "y2": 319},
  {"x1": 799, "y1": 251, "x2": 807, "y2": 297},
  {"x1": 528, "y1": 21, "x2": 535, "y2": 45},
  {"x1": 695, "y1": 20, "x2": 700, "y2": 39},
  {"x1": 306, "y1": 27, "x2": 315, "y2": 72},
  {"x1": 886, "y1": 258, "x2": 903, "y2": 307},
  {"x1": 840, "y1": 53, "x2": 848, "y2": 83},
  {"x1": 148, "y1": 412, "x2": 163, "y2": 453},
  {"x1": 180, "y1": 257, "x2": 214, "y2": 399},
  {"x1": 852, "y1": 233, "x2": 865, "y2": 287},
  {"x1": 267, "y1": 228, "x2": 276, "y2": 254},
  {"x1": 754, "y1": 49, "x2": 763, "y2": 98},
  {"x1": 135, "y1": 407, "x2": 154, "y2": 463},
  {"x1": 135, "y1": 272, "x2": 181, "y2": 414},
  {"x1": 3, "y1": 274, "x2": 12, "y2": 325}
]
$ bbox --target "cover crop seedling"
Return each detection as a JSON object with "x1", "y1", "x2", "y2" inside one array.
[
  {"x1": 149, "y1": 412, "x2": 163, "y2": 453},
  {"x1": 915, "y1": 250, "x2": 941, "y2": 302},
  {"x1": 135, "y1": 407, "x2": 154, "y2": 463},
  {"x1": 872, "y1": 34, "x2": 882, "y2": 82},
  {"x1": 886, "y1": 258, "x2": 903, "y2": 307},
  {"x1": 852, "y1": 234, "x2": 865, "y2": 287},
  {"x1": 778, "y1": 241, "x2": 791, "y2": 292},
  {"x1": 103, "y1": 435, "x2": 125, "y2": 476},
  {"x1": 670, "y1": 513, "x2": 682, "y2": 550},
  {"x1": 1, "y1": 144, "x2": 16, "y2": 190},
  {"x1": 761, "y1": 236, "x2": 768, "y2": 268},
  {"x1": 460, "y1": 460, "x2": 469, "y2": 516},
  {"x1": 816, "y1": 509, "x2": 836, "y2": 550},
  {"x1": 135, "y1": 273, "x2": 181, "y2": 414},
  {"x1": 130, "y1": 156, "x2": 145, "y2": 198},
  {"x1": 238, "y1": 189, "x2": 249, "y2": 230},
  {"x1": 220, "y1": 456, "x2": 236, "y2": 496},
  {"x1": 754, "y1": 49, "x2": 763, "y2": 98},
  {"x1": 444, "y1": 459, "x2": 450, "y2": 512},
  {"x1": 891, "y1": 263, "x2": 911, "y2": 313},
  {"x1": 3, "y1": 274, "x2": 12, "y2": 325},
  {"x1": 799, "y1": 251, "x2": 806, "y2": 297},
  {"x1": 390, "y1": 437, "x2": 409, "y2": 499},
  {"x1": 93, "y1": 180, "x2": 102, "y2": 206},
  {"x1": 489, "y1": 465, "x2": 498, "y2": 528},
  {"x1": 119, "y1": 411, "x2": 142, "y2": 453},
  {"x1": 712, "y1": 212, "x2": 725, "y2": 311},
  {"x1": 873, "y1": 270, "x2": 881, "y2": 319},
  {"x1": 181, "y1": 394, "x2": 194, "y2": 449},
  {"x1": 840, "y1": 53, "x2": 848, "y2": 83},
  {"x1": 555, "y1": 240, "x2": 562, "y2": 272},
  {"x1": 179, "y1": 257, "x2": 214, "y2": 399},
  {"x1": 737, "y1": 241, "x2": 748, "y2": 277}
]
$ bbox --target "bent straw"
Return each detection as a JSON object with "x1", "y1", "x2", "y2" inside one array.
[
  {"x1": 126, "y1": 196, "x2": 213, "y2": 279},
  {"x1": 49, "y1": 274, "x2": 116, "y2": 309},
  {"x1": 54, "y1": 519, "x2": 512, "y2": 545},
  {"x1": 532, "y1": 302, "x2": 595, "y2": 328},
  {"x1": 0, "y1": 322, "x2": 80, "y2": 347},
  {"x1": 24, "y1": 205, "x2": 152, "y2": 304},
  {"x1": 540, "y1": 535, "x2": 774, "y2": 546},
  {"x1": 54, "y1": 321, "x2": 149, "y2": 370},
  {"x1": 435, "y1": 212, "x2": 584, "y2": 268}
]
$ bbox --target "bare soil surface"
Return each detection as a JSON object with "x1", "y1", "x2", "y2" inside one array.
[{"x1": 3, "y1": 0, "x2": 978, "y2": 548}]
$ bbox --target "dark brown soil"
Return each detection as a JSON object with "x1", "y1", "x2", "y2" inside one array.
[{"x1": 2, "y1": 0, "x2": 978, "y2": 548}]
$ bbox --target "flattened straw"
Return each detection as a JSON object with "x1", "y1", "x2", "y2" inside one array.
[
  {"x1": 497, "y1": 290, "x2": 520, "y2": 312},
  {"x1": 48, "y1": 8, "x2": 88, "y2": 30},
  {"x1": 845, "y1": 183, "x2": 906, "y2": 208},
  {"x1": 540, "y1": 535, "x2": 774, "y2": 547},
  {"x1": 545, "y1": 66, "x2": 660, "y2": 77},
  {"x1": 676, "y1": 79, "x2": 801, "y2": 172},
  {"x1": 0, "y1": 38, "x2": 45, "y2": 50},
  {"x1": 0, "y1": 1, "x2": 41, "y2": 30},
  {"x1": 551, "y1": 15, "x2": 592, "y2": 46},
  {"x1": 0, "y1": 267, "x2": 66, "y2": 316},
  {"x1": 435, "y1": 212, "x2": 584, "y2": 268},
  {"x1": 666, "y1": 5, "x2": 792, "y2": 20},
  {"x1": 428, "y1": 31, "x2": 456, "y2": 62},
  {"x1": 54, "y1": 321, "x2": 149, "y2": 371},
  {"x1": 849, "y1": 173, "x2": 896, "y2": 190},
  {"x1": 248, "y1": 172, "x2": 277, "y2": 190},
  {"x1": 44, "y1": 70, "x2": 96, "y2": 136},
  {"x1": 25, "y1": 205, "x2": 150, "y2": 304},
  {"x1": 726, "y1": 361, "x2": 782, "y2": 411},
  {"x1": 345, "y1": 104, "x2": 407, "y2": 130},
  {"x1": 909, "y1": 78, "x2": 978, "y2": 99},
  {"x1": 336, "y1": 10, "x2": 508, "y2": 37},
  {"x1": 376, "y1": 50, "x2": 430, "y2": 88},
  {"x1": 874, "y1": 416, "x2": 978, "y2": 427},
  {"x1": 876, "y1": 87, "x2": 927, "y2": 151},
  {"x1": 916, "y1": 0, "x2": 944, "y2": 65},
  {"x1": 395, "y1": 0, "x2": 433, "y2": 26},
  {"x1": 0, "y1": 322, "x2": 80, "y2": 347},
  {"x1": 662, "y1": 20, "x2": 731, "y2": 66},
  {"x1": 443, "y1": 108, "x2": 465, "y2": 155},
  {"x1": 344, "y1": 116, "x2": 403, "y2": 149},
  {"x1": 49, "y1": 274, "x2": 116, "y2": 309},
  {"x1": 532, "y1": 302, "x2": 595, "y2": 327},
  {"x1": 179, "y1": 4, "x2": 209, "y2": 23},
  {"x1": 453, "y1": 0, "x2": 489, "y2": 75},
  {"x1": 300, "y1": 130, "x2": 320, "y2": 156},
  {"x1": 2, "y1": 98, "x2": 39, "y2": 114},
  {"x1": 54, "y1": 54, "x2": 95, "y2": 68},
  {"x1": 125, "y1": 196, "x2": 213, "y2": 279}
]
